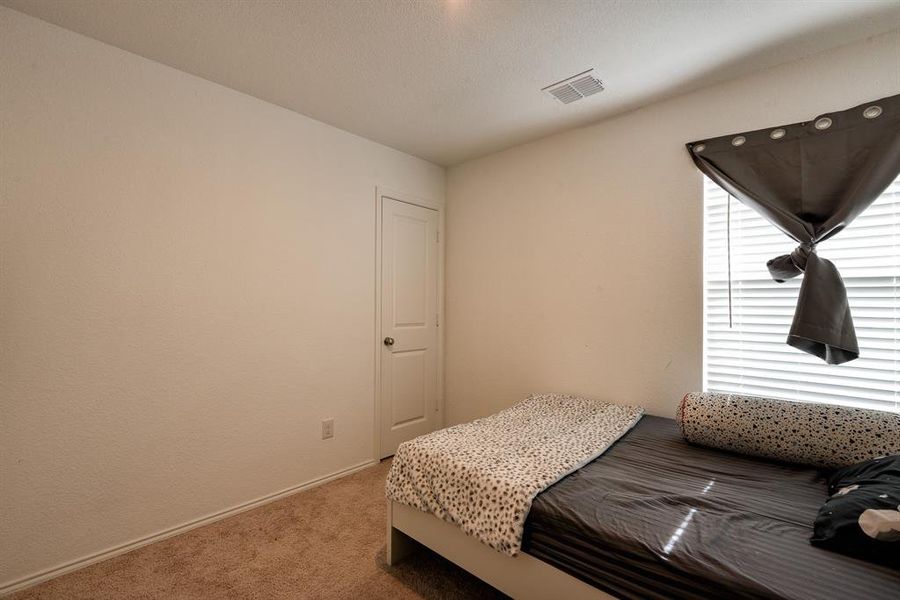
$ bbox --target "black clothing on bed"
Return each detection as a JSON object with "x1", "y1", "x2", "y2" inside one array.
[{"x1": 812, "y1": 454, "x2": 900, "y2": 567}]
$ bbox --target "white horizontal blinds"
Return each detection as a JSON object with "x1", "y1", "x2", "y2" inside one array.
[{"x1": 703, "y1": 175, "x2": 899, "y2": 413}]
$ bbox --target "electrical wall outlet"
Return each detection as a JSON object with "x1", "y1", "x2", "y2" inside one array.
[{"x1": 321, "y1": 418, "x2": 334, "y2": 440}]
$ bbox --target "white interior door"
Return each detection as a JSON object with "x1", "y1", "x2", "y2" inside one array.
[{"x1": 380, "y1": 197, "x2": 439, "y2": 458}]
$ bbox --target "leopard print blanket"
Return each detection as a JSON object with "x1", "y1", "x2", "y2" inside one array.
[{"x1": 386, "y1": 393, "x2": 644, "y2": 555}]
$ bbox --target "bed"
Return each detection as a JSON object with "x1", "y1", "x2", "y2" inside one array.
[{"x1": 387, "y1": 413, "x2": 900, "y2": 600}]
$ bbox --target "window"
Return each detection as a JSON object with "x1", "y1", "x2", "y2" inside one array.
[{"x1": 703, "y1": 176, "x2": 899, "y2": 413}]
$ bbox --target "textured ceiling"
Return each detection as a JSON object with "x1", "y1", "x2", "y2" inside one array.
[{"x1": 3, "y1": 0, "x2": 899, "y2": 165}]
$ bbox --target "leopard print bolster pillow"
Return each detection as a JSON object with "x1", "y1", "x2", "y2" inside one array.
[{"x1": 677, "y1": 392, "x2": 900, "y2": 469}]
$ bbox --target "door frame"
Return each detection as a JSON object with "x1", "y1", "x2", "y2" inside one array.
[{"x1": 374, "y1": 187, "x2": 444, "y2": 460}]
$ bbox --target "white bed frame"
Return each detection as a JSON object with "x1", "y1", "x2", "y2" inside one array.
[{"x1": 387, "y1": 500, "x2": 615, "y2": 600}]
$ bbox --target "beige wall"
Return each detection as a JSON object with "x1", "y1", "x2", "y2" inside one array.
[
  {"x1": 445, "y1": 30, "x2": 900, "y2": 424},
  {"x1": 0, "y1": 7, "x2": 443, "y2": 590}
]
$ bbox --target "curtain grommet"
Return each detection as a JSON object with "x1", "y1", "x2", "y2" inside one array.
[
  {"x1": 770, "y1": 128, "x2": 786, "y2": 140},
  {"x1": 815, "y1": 117, "x2": 832, "y2": 130},
  {"x1": 863, "y1": 106, "x2": 882, "y2": 119},
  {"x1": 731, "y1": 136, "x2": 746, "y2": 147},
  {"x1": 693, "y1": 143, "x2": 706, "y2": 153}
]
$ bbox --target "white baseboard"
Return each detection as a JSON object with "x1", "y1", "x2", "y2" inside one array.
[{"x1": 0, "y1": 459, "x2": 379, "y2": 596}]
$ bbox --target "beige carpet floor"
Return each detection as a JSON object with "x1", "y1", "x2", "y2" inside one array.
[{"x1": 11, "y1": 460, "x2": 508, "y2": 599}]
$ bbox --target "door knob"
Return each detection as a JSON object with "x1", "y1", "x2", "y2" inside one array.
[{"x1": 384, "y1": 337, "x2": 395, "y2": 346}]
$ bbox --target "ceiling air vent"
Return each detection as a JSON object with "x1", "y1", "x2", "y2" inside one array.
[{"x1": 543, "y1": 70, "x2": 604, "y2": 104}]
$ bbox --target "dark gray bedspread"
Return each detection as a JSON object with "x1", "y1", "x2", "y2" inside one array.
[{"x1": 522, "y1": 415, "x2": 899, "y2": 600}]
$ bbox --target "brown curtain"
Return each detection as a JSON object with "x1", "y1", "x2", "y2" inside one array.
[{"x1": 687, "y1": 94, "x2": 900, "y2": 364}]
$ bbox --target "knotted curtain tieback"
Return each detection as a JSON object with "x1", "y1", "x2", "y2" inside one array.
[{"x1": 767, "y1": 242, "x2": 817, "y2": 283}]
